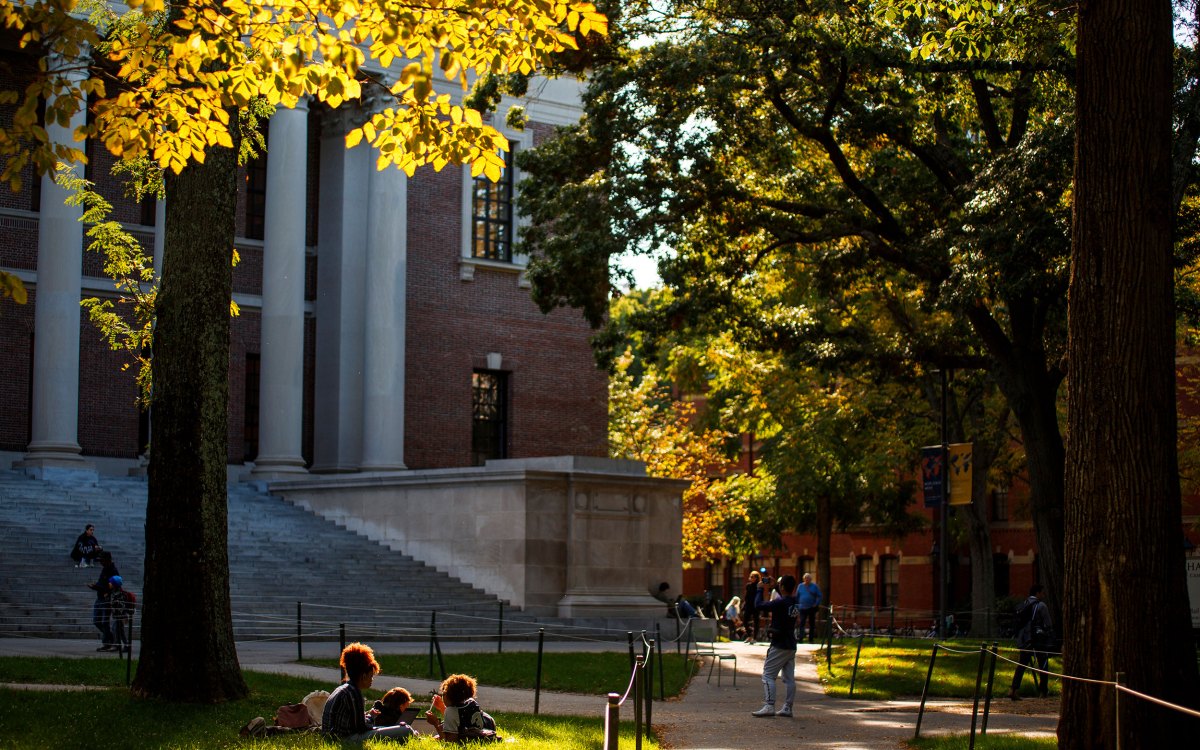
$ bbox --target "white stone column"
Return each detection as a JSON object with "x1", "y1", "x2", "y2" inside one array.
[
  {"x1": 311, "y1": 115, "x2": 369, "y2": 472},
  {"x1": 18, "y1": 60, "x2": 94, "y2": 479},
  {"x1": 152, "y1": 198, "x2": 166, "y2": 279},
  {"x1": 251, "y1": 99, "x2": 310, "y2": 479},
  {"x1": 359, "y1": 157, "x2": 408, "y2": 470}
]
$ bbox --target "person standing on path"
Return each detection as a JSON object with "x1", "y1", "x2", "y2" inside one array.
[
  {"x1": 86, "y1": 551, "x2": 119, "y2": 651},
  {"x1": 751, "y1": 573, "x2": 799, "y2": 718},
  {"x1": 1008, "y1": 584, "x2": 1052, "y2": 699},
  {"x1": 794, "y1": 573, "x2": 822, "y2": 643},
  {"x1": 741, "y1": 571, "x2": 761, "y2": 643}
]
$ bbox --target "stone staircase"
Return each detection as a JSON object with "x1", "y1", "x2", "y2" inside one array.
[{"x1": 0, "y1": 470, "x2": 550, "y2": 642}]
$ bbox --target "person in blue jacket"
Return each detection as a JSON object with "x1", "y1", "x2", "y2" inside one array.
[
  {"x1": 751, "y1": 574, "x2": 799, "y2": 718},
  {"x1": 794, "y1": 573, "x2": 822, "y2": 643}
]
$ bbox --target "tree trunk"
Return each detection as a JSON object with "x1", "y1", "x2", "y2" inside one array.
[
  {"x1": 816, "y1": 492, "x2": 832, "y2": 626},
  {"x1": 1061, "y1": 0, "x2": 1200, "y2": 744},
  {"x1": 960, "y1": 442, "x2": 996, "y2": 640},
  {"x1": 979, "y1": 327, "x2": 1066, "y2": 620},
  {"x1": 132, "y1": 139, "x2": 247, "y2": 702}
]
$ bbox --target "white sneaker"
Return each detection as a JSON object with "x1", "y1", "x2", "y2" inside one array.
[
  {"x1": 776, "y1": 704, "x2": 793, "y2": 718},
  {"x1": 751, "y1": 704, "x2": 776, "y2": 717}
]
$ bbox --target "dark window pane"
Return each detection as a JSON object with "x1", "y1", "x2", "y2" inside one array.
[
  {"x1": 244, "y1": 353, "x2": 261, "y2": 462},
  {"x1": 471, "y1": 145, "x2": 515, "y2": 261},
  {"x1": 881, "y1": 557, "x2": 899, "y2": 608},
  {"x1": 857, "y1": 558, "x2": 875, "y2": 609},
  {"x1": 472, "y1": 370, "x2": 507, "y2": 465},
  {"x1": 244, "y1": 126, "x2": 268, "y2": 240}
]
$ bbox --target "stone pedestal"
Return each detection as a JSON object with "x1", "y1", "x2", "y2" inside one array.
[{"x1": 268, "y1": 456, "x2": 685, "y2": 617}]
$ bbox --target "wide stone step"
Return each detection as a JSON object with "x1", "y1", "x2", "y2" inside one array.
[{"x1": 0, "y1": 471, "x2": 529, "y2": 641}]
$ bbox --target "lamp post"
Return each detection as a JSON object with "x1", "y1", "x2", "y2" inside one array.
[{"x1": 937, "y1": 369, "x2": 951, "y2": 640}]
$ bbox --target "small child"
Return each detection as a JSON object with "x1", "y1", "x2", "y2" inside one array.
[
  {"x1": 369, "y1": 687, "x2": 413, "y2": 728},
  {"x1": 107, "y1": 575, "x2": 136, "y2": 655},
  {"x1": 425, "y1": 673, "x2": 498, "y2": 742}
]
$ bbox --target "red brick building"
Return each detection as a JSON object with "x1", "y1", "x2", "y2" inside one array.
[
  {"x1": 683, "y1": 373, "x2": 1200, "y2": 632},
  {"x1": 0, "y1": 49, "x2": 608, "y2": 478}
]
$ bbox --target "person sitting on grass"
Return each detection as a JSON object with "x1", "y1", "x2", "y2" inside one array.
[
  {"x1": 321, "y1": 642, "x2": 415, "y2": 742},
  {"x1": 371, "y1": 687, "x2": 415, "y2": 728},
  {"x1": 425, "y1": 673, "x2": 499, "y2": 742}
]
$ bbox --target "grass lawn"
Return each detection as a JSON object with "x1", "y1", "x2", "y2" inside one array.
[
  {"x1": 303, "y1": 651, "x2": 695, "y2": 698},
  {"x1": 0, "y1": 658, "x2": 659, "y2": 750},
  {"x1": 906, "y1": 735, "x2": 1058, "y2": 749},
  {"x1": 816, "y1": 638, "x2": 1061, "y2": 700}
]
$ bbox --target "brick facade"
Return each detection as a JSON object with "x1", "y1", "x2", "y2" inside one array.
[{"x1": 0, "y1": 49, "x2": 608, "y2": 469}]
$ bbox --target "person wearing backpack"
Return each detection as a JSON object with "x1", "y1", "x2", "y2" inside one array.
[
  {"x1": 1008, "y1": 584, "x2": 1053, "y2": 699},
  {"x1": 107, "y1": 576, "x2": 136, "y2": 655},
  {"x1": 751, "y1": 574, "x2": 800, "y2": 718},
  {"x1": 425, "y1": 673, "x2": 500, "y2": 742}
]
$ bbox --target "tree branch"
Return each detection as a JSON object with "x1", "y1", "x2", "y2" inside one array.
[{"x1": 970, "y1": 76, "x2": 1006, "y2": 151}]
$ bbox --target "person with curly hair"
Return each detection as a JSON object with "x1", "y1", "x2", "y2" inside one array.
[
  {"x1": 321, "y1": 642, "x2": 416, "y2": 742},
  {"x1": 424, "y1": 673, "x2": 498, "y2": 742}
]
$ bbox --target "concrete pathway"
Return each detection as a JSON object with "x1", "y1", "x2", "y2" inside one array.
[{"x1": 0, "y1": 638, "x2": 1058, "y2": 748}]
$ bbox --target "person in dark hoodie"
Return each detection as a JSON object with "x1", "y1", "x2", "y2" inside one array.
[{"x1": 86, "y1": 551, "x2": 119, "y2": 651}]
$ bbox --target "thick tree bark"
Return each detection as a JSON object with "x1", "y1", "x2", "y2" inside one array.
[
  {"x1": 132, "y1": 140, "x2": 247, "y2": 702},
  {"x1": 816, "y1": 492, "x2": 832, "y2": 624},
  {"x1": 960, "y1": 440, "x2": 996, "y2": 639},
  {"x1": 1061, "y1": 0, "x2": 1200, "y2": 745},
  {"x1": 991, "y1": 354, "x2": 1065, "y2": 619},
  {"x1": 966, "y1": 301, "x2": 1066, "y2": 619}
]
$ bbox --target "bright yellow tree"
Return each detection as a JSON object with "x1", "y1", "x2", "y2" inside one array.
[
  {"x1": 0, "y1": 0, "x2": 606, "y2": 183},
  {"x1": 0, "y1": 0, "x2": 606, "y2": 703}
]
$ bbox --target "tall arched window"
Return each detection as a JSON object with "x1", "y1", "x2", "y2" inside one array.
[
  {"x1": 856, "y1": 557, "x2": 876, "y2": 608},
  {"x1": 881, "y1": 556, "x2": 899, "y2": 608}
]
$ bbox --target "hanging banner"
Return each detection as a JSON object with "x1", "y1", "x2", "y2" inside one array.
[
  {"x1": 948, "y1": 443, "x2": 974, "y2": 506},
  {"x1": 921, "y1": 446, "x2": 943, "y2": 508}
]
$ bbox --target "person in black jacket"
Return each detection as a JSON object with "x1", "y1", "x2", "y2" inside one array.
[
  {"x1": 1008, "y1": 584, "x2": 1053, "y2": 699},
  {"x1": 741, "y1": 571, "x2": 761, "y2": 643}
]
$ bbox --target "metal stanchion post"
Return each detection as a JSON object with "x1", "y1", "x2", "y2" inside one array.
[
  {"x1": 849, "y1": 634, "x2": 865, "y2": 697},
  {"x1": 644, "y1": 640, "x2": 654, "y2": 739},
  {"x1": 296, "y1": 601, "x2": 302, "y2": 661},
  {"x1": 627, "y1": 631, "x2": 635, "y2": 674},
  {"x1": 633, "y1": 655, "x2": 644, "y2": 750},
  {"x1": 125, "y1": 614, "x2": 133, "y2": 686},
  {"x1": 981, "y1": 642, "x2": 998, "y2": 735},
  {"x1": 498, "y1": 602, "x2": 504, "y2": 654},
  {"x1": 914, "y1": 644, "x2": 940, "y2": 739},
  {"x1": 1116, "y1": 671, "x2": 1123, "y2": 750},
  {"x1": 428, "y1": 611, "x2": 436, "y2": 677},
  {"x1": 656, "y1": 623, "x2": 665, "y2": 700},
  {"x1": 603, "y1": 693, "x2": 620, "y2": 750},
  {"x1": 534, "y1": 628, "x2": 545, "y2": 715},
  {"x1": 968, "y1": 642, "x2": 988, "y2": 750}
]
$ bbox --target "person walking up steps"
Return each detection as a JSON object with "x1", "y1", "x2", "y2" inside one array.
[{"x1": 751, "y1": 573, "x2": 800, "y2": 718}]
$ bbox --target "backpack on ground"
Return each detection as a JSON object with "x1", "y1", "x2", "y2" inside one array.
[{"x1": 455, "y1": 701, "x2": 500, "y2": 743}]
